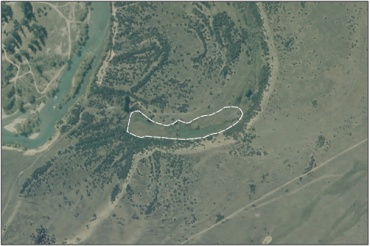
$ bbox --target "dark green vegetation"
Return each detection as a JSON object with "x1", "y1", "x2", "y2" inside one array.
[
  {"x1": 21, "y1": 2, "x2": 35, "y2": 22},
  {"x1": 3, "y1": 1, "x2": 366, "y2": 245},
  {"x1": 30, "y1": 226, "x2": 56, "y2": 244},
  {"x1": 62, "y1": 53, "x2": 95, "y2": 106},
  {"x1": 316, "y1": 134, "x2": 326, "y2": 148},
  {"x1": 111, "y1": 184, "x2": 121, "y2": 203},
  {"x1": 304, "y1": 155, "x2": 317, "y2": 174},
  {"x1": 3, "y1": 3, "x2": 270, "y2": 243},
  {"x1": 124, "y1": 96, "x2": 130, "y2": 113},
  {"x1": 123, "y1": 150, "x2": 201, "y2": 222},
  {"x1": 14, "y1": 113, "x2": 40, "y2": 137},
  {"x1": 215, "y1": 213, "x2": 225, "y2": 223},
  {"x1": 1, "y1": 3, "x2": 13, "y2": 23},
  {"x1": 3, "y1": 2, "x2": 46, "y2": 57},
  {"x1": 103, "y1": 2, "x2": 270, "y2": 117},
  {"x1": 20, "y1": 158, "x2": 52, "y2": 194}
]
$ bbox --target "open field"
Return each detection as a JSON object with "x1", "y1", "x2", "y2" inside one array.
[{"x1": 1, "y1": 2, "x2": 367, "y2": 244}]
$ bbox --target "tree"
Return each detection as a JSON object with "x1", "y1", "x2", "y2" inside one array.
[
  {"x1": 6, "y1": 86, "x2": 15, "y2": 98},
  {"x1": 110, "y1": 184, "x2": 121, "y2": 202},
  {"x1": 28, "y1": 95, "x2": 36, "y2": 104},
  {"x1": 50, "y1": 60, "x2": 56, "y2": 67},
  {"x1": 30, "y1": 38, "x2": 42, "y2": 51},
  {"x1": 124, "y1": 96, "x2": 130, "y2": 113},
  {"x1": 31, "y1": 24, "x2": 48, "y2": 45},
  {"x1": 13, "y1": 20, "x2": 21, "y2": 32},
  {"x1": 249, "y1": 183, "x2": 256, "y2": 194},
  {"x1": 245, "y1": 89, "x2": 253, "y2": 99},
  {"x1": 30, "y1": 226, "x2": 56, "y2": 244},
  {"x1": 1, "y1": 3, "x2": 13, "y2": 23},
  {"x1": 35, "y1": 64, "x2": 43, "y2": 75},
  {"x1": 3, "y1": 98, "x2": 15, "y2": 111},
  {"x1": 18, "y1": 101, "x2": 25, "y2": 113},
  {"x1": 16, "y1": 20, "x2": 26, "y2": 36},
  {"x1": 28, "y1": 43, "x2": 37, "y2": 53},
  {"x1": 316, "y1": 135, "x2": 325, "y2": 148},
  {"x1": 2, "y1": 63, "x2": 16, "y2": 84},
  {"x1": 11, "y1": 30, "x2": 22, "y2": 46},
  {"x1": 20, "y1": 2, "x2": 35, "y2": 21},
  {"x1": 20, "y1": 49, "x2": 30, "y2": 60},
  {"x1": 4, "y1": 37, "x2": 16, "y2": 54},
  {"x1": 14, "y1": 53, "x2": 23, "y2": 63},
  {"x1": 21, "y1": 18, "x2": 31, "y2": 32},
  {"x1": 215, "y1": 213, "x2": 224, "y2": 222}
]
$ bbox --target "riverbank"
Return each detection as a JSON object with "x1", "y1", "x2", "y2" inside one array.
[
  {"x1": 3, "y1": 117, "x2": 26, "y2": 133},
  {"x1": 111, "y1": 2, "x2": 118, "y2": 46},
  {"x1": 96, "y1": 49, "x2": 116, "y2": 86},
  {"x1": 2, "y1": 130, "x2": 60, "y2": 156},
  {"x1": 2, "y1": 2, "x2": 111, "y2": 151}
]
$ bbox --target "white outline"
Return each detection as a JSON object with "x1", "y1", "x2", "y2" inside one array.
[{"x1": 126, "y1": 106, "x2": 244, "y2": 140}]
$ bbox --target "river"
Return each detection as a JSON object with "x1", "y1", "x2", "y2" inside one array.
[{"x1": 2, "y1": 2, "x2": 111, "y2": 149}]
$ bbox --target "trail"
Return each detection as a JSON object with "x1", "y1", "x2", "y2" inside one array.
[
  {"x1": 2, "y1": 112, "x2": 85, "y2": 224},
  {"x1": 181, "y1": 138, "x2": 367, "y2": 244},
  {"x1": 171, "y1": 174, "x2": 341, "y2": 244},
  {"x1": 25, "y1": 56, "x2": 65, "y2": 95},
  {"x1": 64, "y1": 150, "x2": 140, "y2": 244},
  {"x1": 127, "y1": 106, "x2": 243, "y2": 141},
  {"x1": 253, "y1": 174, "x2": 342, "y2": 210},
  {"x1": 1, "y1": 108, "x2": 19, "y2": 120},
  {"x1": 96, "y1": 49, "x2": 115, "y2": 86},
  {"x1": 40, "y1": 2, "x2": 72, "y2": 59},
  {"x1": 2, "y1": 150, "x2": 47, "y2": 219}
]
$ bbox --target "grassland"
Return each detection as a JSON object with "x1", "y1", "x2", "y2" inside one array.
[{"x1": 1, "y1": 2, "x2": 367, "y2": 245}]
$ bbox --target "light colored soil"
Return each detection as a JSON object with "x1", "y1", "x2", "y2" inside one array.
[
  {"x1": 28, "y1": 132, "x2": 40, "y2": 139},
  {"x1": 24, "y1": 126, "x2": 61, "y2": 156},
  {"x1": 54, "y1": 41, "x2": 64, "y2": 55},
  {"x1": 2, "y1": 108, "x2": 19, "y2": 120},
  {"x1": 2, "y1": 130, "x2": 61, "y2": 156},
  {"x1": 96, "y1": 49, "x2": 115, "y2": 86},
  {"x1": 3, "y1": 117, "x2": 27, "y2": 133},
  {"x1": 262, "y1": 235, "x2": 272, "y2": 244},
  {"x1": 111, "y1": 3, "x2": 118, "y2": 46},
  {"x1": 40, "y1": 2, "x2": 72, "y2": 59}
]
